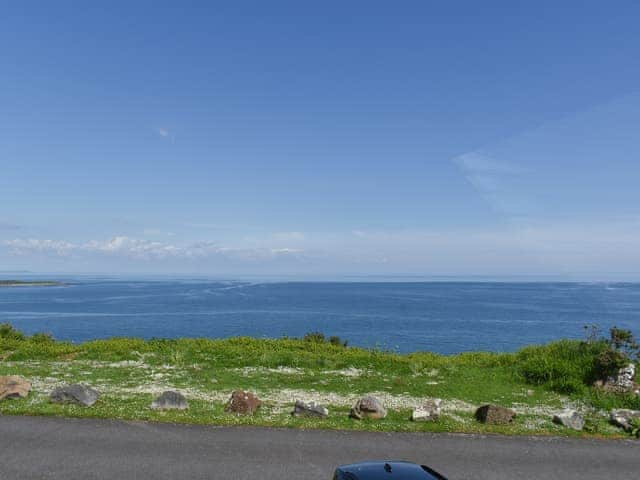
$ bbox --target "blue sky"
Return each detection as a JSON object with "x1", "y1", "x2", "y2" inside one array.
[{"x1": 1, "y1": 1, "x2": 639, "y2": 277}]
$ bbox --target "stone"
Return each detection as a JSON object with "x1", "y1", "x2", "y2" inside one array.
[
  {"x1": 225, "y1": 390, "x2": 261, "y2": 415},
  {"x1": 610, "y1": 409, "x2": 640, "y2": 431},
  {"x1": 350, "y1": 395, "x2": 387, "y2": 420},
  {"x1": 292, "y1": 400, "x2": 329, "y2": 418},
  {"x1": 552, "y1": 409, "x2": 584, "y2": 431},
  {"x1": 411, "y1": 398, "x2": 441, "y2": 422},
  {"x1": 50, "y1": 384, "x2": 100, "y2": 407},
  {"x1": 0, "y1": 376, "x2": 31, "y2": 400},
  {"x1": 475, "y1": 404, "x2": 516, "y2": 425},
  {"x1": 601, "y1": 364, "x2": 636, "y2": 394},
  {"x1": 151, "y1": 391, "x2": 189, "y2": 410}
]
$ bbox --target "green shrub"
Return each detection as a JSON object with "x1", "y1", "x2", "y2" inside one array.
[
  {"x1": 516, "y1": 328, "x2": 640, "y2": 395},
  {"x1": 303, "y1": 331, "x2": 326, "y2": 343},
  {"x1": 590, "y1": 327, "x2": 639, "y2": 380},
  {"x1": 515, "y1": 339, "x2": 608, "y2": 394},
  {"x1": 609, "y1": 327, "x2": 640, "y2": 360},
  {"x1": 303, "y1": 331, "x2": 348, "y2": 348},
  {"x1": 329, "y1": 335, "x2": 348, "y2": 347},
  {"x1": 0, "y1": 323, "x2": 26, "y2": 341},
  {"x1": 30, "y1": 332, "x2": 55, "y2": 344}
]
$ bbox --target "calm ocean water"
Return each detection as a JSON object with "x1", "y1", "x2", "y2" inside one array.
[{"x1": 1, "y1": 278, "x2": 639, "y2": 354}]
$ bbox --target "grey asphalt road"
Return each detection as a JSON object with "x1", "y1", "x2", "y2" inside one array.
[{"x1": 1, "y1": 415, "x2": 638, "y2": 479}]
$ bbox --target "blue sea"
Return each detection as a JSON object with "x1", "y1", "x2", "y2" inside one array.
[{"x1": 1, "y1": 278, "x2": 639, "y2": 354}]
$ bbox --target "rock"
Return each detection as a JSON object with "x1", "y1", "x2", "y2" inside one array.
[
  {"x1": 600, "y1": 364, "x2": 636, "y2": 394},
  {"x1": 350, "y1": 395, "x2": 387, "y2": 420},
  {"x1": 552, "y1": 409, "x2": 584, "y2": 431},
  {"x1": 50, "y1": 384, "x2": 100, "y2": 407},
  {"x1": 0, "y1": 376, "x2": 31, "y2": 400},
  {"x1": 610, "y1": 409, "x2": 640, "y2": 431},
  {"x1": 411, "y1": 399, "x2": 441, "y2": 422},
  {"x1": 475, "y1": 404, "x2": 516, "y2": 425},
  {"x1": 225, "y1": 390, "x2": 261, "y2": 415},
  {"x1": 292, "y1": 400, "x2": 329, "y2": 418},
  {"x1": 151, "y1": 391, "x2": 189, "y2": 410}
]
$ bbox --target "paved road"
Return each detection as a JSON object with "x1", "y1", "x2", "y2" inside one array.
[{"x1": 1, "y1": 415, "x2": 638, "y2": 479}]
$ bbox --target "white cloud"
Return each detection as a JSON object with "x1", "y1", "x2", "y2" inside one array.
[
  {"x1": 1, "y1": 236, "x2": 305, "y2": 262},
  {"x1": 3, "y1": 220, "x2": 640, "y2": 277},
  {"x1": 142, "y1": 228, "x2": 175, "y2": 237},
  {"x1": 270, "y1": 231, "x2": 305, "y2": 242},
  {"x1": 157, "y1": 127, "x2": 169, "y2": 137},
  {"x1": 454, "y1": 152, "x2": 528, "y2": 175},
  {"x1": 453, "y1": 151, "x2": 528, "y2": 196},
  {"x1": 3, "y1": 238, "x2": 77, "y2": 256}
]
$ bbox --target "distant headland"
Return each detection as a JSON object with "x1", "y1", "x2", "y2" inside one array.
[{"x1": 0, "y1": 280, "x2": 64, "y2": 287}]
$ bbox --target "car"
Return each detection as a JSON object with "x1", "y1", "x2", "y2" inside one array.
[{"x1": 333, "y1": 461, "x2": 448, "y2": 479}]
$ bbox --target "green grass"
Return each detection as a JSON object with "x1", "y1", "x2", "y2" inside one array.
[{"x1": 0, "y1": 330, "x2": 636, "y2": 438}]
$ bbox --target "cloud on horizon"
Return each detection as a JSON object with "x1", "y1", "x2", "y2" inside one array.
[
  {"x1": 2, "y1": 236, "x2": 305, "y2": 262},
  {"x1": 3, "y1": 220, "x2": 640, "y2": 277}
]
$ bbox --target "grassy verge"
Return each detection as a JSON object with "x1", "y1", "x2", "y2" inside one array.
[{"x1": 0, "y1": 328, "x2": 638, "y2": 438}]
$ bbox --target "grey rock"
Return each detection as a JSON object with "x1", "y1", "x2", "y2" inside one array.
[
  {"x1": 350, "y1": 395, "x2": 387, "y2": 420},
  {"x1": 610, "y1": 409, "x2": 640, "y2": 431},
  {"x1": 411, "y1": 398, "x2": 441, "y2": 422},
  {"x1": 292, "y1": 400, "x2": 329, "y2": 418},
  {"x1": 50, "y1": 384, "x2": 99, "y2": 407},
  {"x1": 151, "y1": 391, "x2": 189, "y2": 410},
  {"x1": 552, "y1": 409, "x2": 584, "y2": 431},
  {"x1": 601, "y1": 364, "x2": 636, "y2": 394}
]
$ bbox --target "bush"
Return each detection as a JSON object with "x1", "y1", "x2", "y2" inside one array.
[
  {"x1": 516, "y1": 327, "x2": 639, "y2": 395},
  {"x1": 329, "y1": 335, "x2": 348, "y2": 348},
  {"x1": 30, "y1": 332, "x2": 55, "y2": 344},
  {"x1": 303, "y1": 331, "x2": 326, "y2": 343},
  {"x1": 303, "y1": 331, "x2": 348, "y2": 348},
  {"x1": 0, "y1": 323, "x2": 26, "y2": 341},
  {"x1": 592, "y1": 327, "x2": 639, "y2": 379},
  {"x1": 515, "y1": 339, "x2": 608, "y2": 394},
  {"x1": 594, "y1": 348, "x2": 628, "y2": 379}
]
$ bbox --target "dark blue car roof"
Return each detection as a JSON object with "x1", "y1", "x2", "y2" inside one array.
[{"x1": 335, "y1": 461, "x2": 446, "y2": 480}]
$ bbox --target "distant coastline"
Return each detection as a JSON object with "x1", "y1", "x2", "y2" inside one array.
[{"x1": 0, "y1": 280, "x2": 63, "y2": 287}]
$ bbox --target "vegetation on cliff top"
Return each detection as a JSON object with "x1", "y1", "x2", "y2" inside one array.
[{"x1": 0, "y1": 323, "x2": 638, "y2": 437}]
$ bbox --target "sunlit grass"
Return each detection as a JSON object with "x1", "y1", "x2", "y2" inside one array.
[{"x1": 0, "y1": 331, "x2": 636, "y2": 438}]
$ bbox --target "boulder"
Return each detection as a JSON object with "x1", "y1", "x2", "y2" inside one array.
[
  {"x1": 475, "y1": 404, "x2": 516, "y2": 425},
  {"x1": 0, "y1": 376, "x2": 31, "y2": 400},
  {"x1": 411, "y1": 398, "x2": 441, "y2": 422},
  {"x1": 350, "y1": 395, "x2": 387, "y2": 420},
  {"x1": 50, "y1": 384, "x2": 99, "y2": 407},
  {"x1": 151, "y1": 391, "x2": 189, "y2": 410},
  {"x1": 225, "y1": 390, "x2": 261, "y2": 415},
  {"x1": 552, "y1": 409, "x2": 584, "y2": 431},
  {"x1": 599, "y1": 364, "x2": 637, "y2": 394},
  {"x1": 292, "y1": 400, "x2": 329, "y2": 419},
  {"x1": 610, "y1": 409, "x2": 640, "y2": 431}
]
